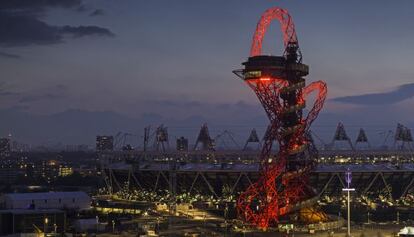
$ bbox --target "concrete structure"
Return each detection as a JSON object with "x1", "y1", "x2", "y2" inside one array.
[{"x1": 0, "y1": 192, "x2": 91, "y2": 210}]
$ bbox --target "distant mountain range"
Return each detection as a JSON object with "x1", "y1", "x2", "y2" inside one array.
[
  {"x1": 0, "y1": 105, "x2": 411, "y2": 148},
  {"x1": 333, "y1": 83, "x2": 414, "y2": 105}
]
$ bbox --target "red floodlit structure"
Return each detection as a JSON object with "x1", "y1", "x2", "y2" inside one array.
[{"x1": 233, "y1": 7, "x2": 327, "y2": 229}]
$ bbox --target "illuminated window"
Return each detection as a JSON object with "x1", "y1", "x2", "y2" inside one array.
[{"x1": 245, "y1": 71, "x2": 261, "y2": 78}]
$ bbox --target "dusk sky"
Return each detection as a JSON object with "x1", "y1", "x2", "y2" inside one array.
[{"x1": 1, "y1": 0, "x2": 414, "y2": 146}]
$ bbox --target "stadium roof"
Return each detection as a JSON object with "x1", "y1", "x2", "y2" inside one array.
[{"x1": 109, "y1": 162, "x2": 414, "y2": 173}]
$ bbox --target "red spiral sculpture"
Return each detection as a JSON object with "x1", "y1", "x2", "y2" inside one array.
[{"x1": 234, "y1": 7, "x2": 327, "y2": 229}]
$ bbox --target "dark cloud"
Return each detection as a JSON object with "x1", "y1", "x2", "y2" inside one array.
[
  {"x1": 60, "y1": 25, "x2": 114, "y2": 38},
  {"x1": 0, "y1": 51, "x2": 21, "y2": 59},
  {"x1": 332, "y1": 83, "x2": 414, "y2": 105},
  {"x1": 89, "y1": 9, "x2": 105, "y2": 17},
  {"x1": 0, "y1": 13, "x2": 62, "y2": 46},
  {"x1": 0, "y1": 0, "x2": 113, "y2": 47},
  {"x1": 0, "y1": 0, "x2": 82, "y2": 12}
]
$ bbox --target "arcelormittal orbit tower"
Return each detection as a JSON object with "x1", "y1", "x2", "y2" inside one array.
[{"x1": 233, "y1": 7, "x2": 328, "y2": 229}]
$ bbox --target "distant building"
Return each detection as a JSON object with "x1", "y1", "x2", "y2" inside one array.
[
  {"x1": 75, "y1": 165, "x2": 98, "y2": 177},
  {"x1": 12, "y1": 141, "x2": 30, "y2": 152},
  {"x1": 0, "y1": 191, "x2": 91, "y2": 210},
  {"x1": 96, "y1": 136, "x2": 114, "y2": 152},
  {"x1": 77, "y1": 144, "x2": 89, "y2": 151},
  {"x1": 66, "y1": 144, "x2": 90, "y2": 152},
  {"x1": 0, "y1": 163, "x2": 19, "y2": 184},
  {"x1": 176, "y1": 137, "x2": 188, "y2": 151},
  {"x1": 28, "y1": 159, "x2": 74, "y2": 182},
  {"x1": 40, "y1": 160, "x2": 60, "y2": 183},
  {"x1": 0, "y1": 138, "x2": 11, "y2": 158},
  {"x1": 58, "y1": 165, "x2": 73, "y2": 177},
  {"x1": 0, "y1": 157, "x2": 34, "y2": 183}
]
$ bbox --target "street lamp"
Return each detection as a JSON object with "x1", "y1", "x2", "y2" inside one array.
[
  {"x1": 224, "y1": 203, "x2": 229, "y2": 237},
  {"x1": 44, "y1": 217, "x2": 49, "y2": 234},
  {"x1": 342, "y1": 168, "x2": 355, "y2": 237},
  {"x1": 397, "y1": 211, "x2": 400, "y2": 224},
  {"x1": 156, "y1": 217, "x2": 160, "y2": 234}
]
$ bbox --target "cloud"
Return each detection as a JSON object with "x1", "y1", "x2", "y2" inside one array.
[
  {"x1": 332, "y1": 83, "x2": 414, "y2": 105},
  {"x1": 7, "y1": 105, "x2": 30, "y2": 111},
  {"x1": 0, "y1": 13, "x2": 62, "y2": 46},
  {"x1": 89, "y1": 9, "x2": 105, "y2": 17},
  {"x1": 0, "y1": 83, "x2": 21, "y2": 97},
  {"x1": 76, "y1": 5, "x2": 88, "y2": 12},
  {"x1": 0, "y1": 0, "x2": 114, "y2": 47},
  {"x1": 55, "y1": 84, "x2": 67, "y2": 90},
  {"x1": 19, "y1": 93, "x2": 65, "y2": 103},
  {"x1": 0, "y1": 0, "x2": 82, "y2": 12},
  {"x1": 60, "y1": 25, "x2": 114, "y2": 38},
  {"x1": 18, "y1": 84, "x2": 68, "y2": 103},
  {"x1": 0, "y1": 51, "x2": 20, "y2": 59},
  {"x1": 0, "y1": 91, "x2": 20, "y2": 97}
]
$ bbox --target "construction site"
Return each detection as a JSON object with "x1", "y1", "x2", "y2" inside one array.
[{"x1": 93, "y1": 7, "x2": 414, "y2": 236}]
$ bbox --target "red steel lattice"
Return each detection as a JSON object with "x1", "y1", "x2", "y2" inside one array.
[{"x1": 235, "y1": 7, "x2": 327, "y2": 229}]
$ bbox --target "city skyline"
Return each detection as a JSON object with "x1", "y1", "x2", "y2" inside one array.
[
  {"x1": 1, "y1": 2, "x2": 414, "y2": 236},
  {"x1": 1, "y1": 0, "x2": 414, "y2": 144}
]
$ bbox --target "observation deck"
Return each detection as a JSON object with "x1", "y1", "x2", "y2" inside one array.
[{"x1": 233, "y1": 55, "x2": 309, "y2": 80}]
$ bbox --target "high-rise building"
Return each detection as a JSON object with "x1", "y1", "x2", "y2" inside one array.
[
  {"x1": 96, "y1": 136, "x2": 114, "y2": 152},
  {"x1": 0, "y1": 138, "x2": 11, "y2": 158},
  {"x1": 58, "y1": 165, "x2": 73, "y2": 177},
  {"x1": 176, "y1": 137, "x2": 188, "y2": 151}
]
